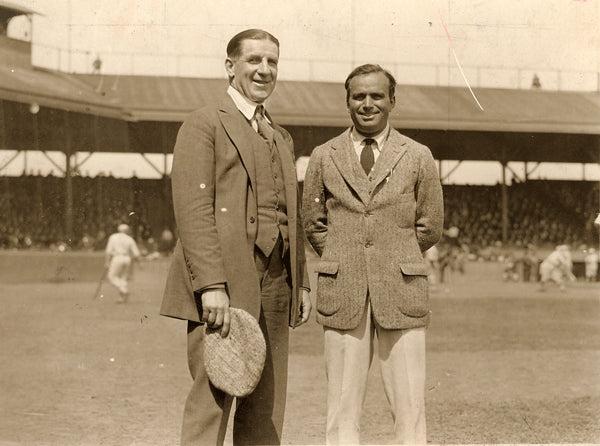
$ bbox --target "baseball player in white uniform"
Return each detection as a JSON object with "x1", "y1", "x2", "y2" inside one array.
[
  {"x1": 584, "y1": 248, "x2": 598, "y2": 282},
  {"x1": 538, "y1": 245, "x2": 575, "y2": 291},
  {"x1": 105, "y1": 224, "x2": 140, "y2": 303}
]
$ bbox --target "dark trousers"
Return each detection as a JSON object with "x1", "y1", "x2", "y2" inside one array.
[{"x1": 181, "y1": 239, "x2": 291, "y2": 446}]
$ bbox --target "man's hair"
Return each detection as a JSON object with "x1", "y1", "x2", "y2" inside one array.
[
  {"x1": 344, "y1": 64, "x2": 397, "y2": 104},
  {"x1": 226, "y1": 29, "x2": 280, "y2": 60}
]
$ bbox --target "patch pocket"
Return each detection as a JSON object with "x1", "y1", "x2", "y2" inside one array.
[
  {"x1": 315, "y1": 260, "x2": 340, "y2": 275},
  {"x1": 315, "y1": 260, "x2": 341, "y2": 316},
  {"x1": 398, "y1": 263, "x2": 429, "y2": 317},
  {"x1": 400, "y1": 263, "x2": 428, "y2": 276}
]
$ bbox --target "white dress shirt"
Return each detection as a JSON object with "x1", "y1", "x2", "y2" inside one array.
[
  {"x1": 227, "y1": 85, "x2": 272, "y2": 132},
  {"x1": 350, "y1": 123, "x2": 390, "y2": 164}
]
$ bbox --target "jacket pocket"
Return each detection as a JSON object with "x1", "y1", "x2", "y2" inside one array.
[
  {"x1": 398, "y1": 262, "x2": 429, "y2": 317},
  {"x1": 315, "y1": 260, "x2": 341, "y2": 316},
  {"x1": 315, "y1": 260, "x2": 339, "y2": 275},
  {"x1": 400, "y1": 263, "x2": 428, "y2": 276}
]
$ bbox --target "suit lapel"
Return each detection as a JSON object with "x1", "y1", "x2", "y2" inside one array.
[
  {"x1": 329, "y1": 129, "x2": 371, "y2": 204},
  {"x1": 273, "y1": 126, "x2": 297, "y2": 214},
  {"x1": 372, "y1": 129, "x2": 408, "y2": 187},
  {"x1": 218, "y1": 96, "x2": 258, "y2": 193}
]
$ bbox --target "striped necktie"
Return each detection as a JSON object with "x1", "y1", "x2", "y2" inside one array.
[{"x1": 255, "y1": 105, "x2": 274, "y2": 143}]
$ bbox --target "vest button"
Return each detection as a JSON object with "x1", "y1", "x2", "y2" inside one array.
[{"x1": 249, "y1": 217, "x2": 256, "y2": 223}]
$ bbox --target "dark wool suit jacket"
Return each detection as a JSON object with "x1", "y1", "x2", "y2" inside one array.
[
  {"x1": 302, "y1": 128, "x2": 444, "y2": 330},
  {"x1": 160, "y1": 94, "x2": 310, "y2": 327}
]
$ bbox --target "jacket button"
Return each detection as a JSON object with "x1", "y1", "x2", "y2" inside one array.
[
  {"x1": 249, "y1": 217, "x2": 256, "y2": 223},
  {"x1": 365, "y1": 241, "x2": 373, "y2": 248}
]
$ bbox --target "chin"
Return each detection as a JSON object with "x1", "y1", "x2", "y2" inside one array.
[
  {"x1": 358, "y1": 126, "x2": 381, "y2": 136},
  {"x1": 251, "y1": 91, "x2": 270, "y2": 102}
]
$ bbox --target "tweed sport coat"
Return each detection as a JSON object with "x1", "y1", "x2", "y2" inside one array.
[
  {"x1": 160, "y1": 94, "x2": 310, "y2": 328},
  {"x1": 302, "y1": 128, "x2": 444, "y2": 330}
]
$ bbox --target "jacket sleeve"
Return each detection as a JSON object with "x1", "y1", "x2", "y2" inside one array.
[
  {"x1": 302, "y1": 147, "x2": 328, "y2": 257},
  {"x1": 170, "y1": 110, "x2": 228, "y2": 292},
  {"x1": 279, "y1": 125, "x2": 312, "y2": 291},
  {"x1": 414, "y1": 146, "x2": 444, "y2": 253}
]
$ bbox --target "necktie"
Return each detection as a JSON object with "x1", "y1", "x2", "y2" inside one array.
[
  {"x1": 255, "y1": 105, "x2": 274, "y2": 143},
  {"x1": 360, "y1": 138, "x2": 375, "y2": 175}
]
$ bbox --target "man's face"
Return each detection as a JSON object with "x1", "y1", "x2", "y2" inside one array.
[
  {"x1": 225, "y1": 39, "x2": 279, "y2": 103},
  {"x1": 347, "y1": 72, "x2": 395, "y2": 136}
]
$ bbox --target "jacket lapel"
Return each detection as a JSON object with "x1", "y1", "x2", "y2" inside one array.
[
  {"x1": 273, "y1": 126, "x2": 297, "y2": 214},
  {"x1": 217, "y1": 95, "x2": 258, "y2": 193},
  {"x1": 371, "y1": 129, "x2": 408, "y2": 187},
  {"x1": 329, "y1": 129, "x2": 371, "y2": 204}
]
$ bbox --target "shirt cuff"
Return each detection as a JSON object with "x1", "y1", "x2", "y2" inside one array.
[{"x1": 197, "y1": 283, "x2": 227, "y2": 293}]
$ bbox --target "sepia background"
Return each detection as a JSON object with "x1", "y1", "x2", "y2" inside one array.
[{"x1": 0, "y1": 1, "x2": 599, "y2": 445}]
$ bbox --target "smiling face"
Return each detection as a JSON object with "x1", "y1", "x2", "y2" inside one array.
[
  {"x1": 225, "y1": 39, "x2": 279, "y2": 103},
  {"x1": 347, "y1": 72, "x2": 395, "y2": 136}
]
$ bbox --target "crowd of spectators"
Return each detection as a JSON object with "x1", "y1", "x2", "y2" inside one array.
[
  {"x1": 442, "y1": 180, "x2": 599, "y2": 254},
  {"x1": 1, "y1": 176, "x2": 598, "y2": 258},
  {"x1": 0, "y1": 174, "x2": 174, "y2": 254}
]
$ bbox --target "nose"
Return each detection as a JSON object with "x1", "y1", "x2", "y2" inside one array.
[
  {"x1": 363, "y1": 96, "x2": 374, "y2": 109},
  {"x1": 257, "y1": 58, "x2": 270, "y2": 74}
]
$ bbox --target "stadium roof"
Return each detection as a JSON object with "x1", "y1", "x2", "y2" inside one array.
[
  {"x1": 0, "y1": 45, "x2": 599, "y2": 135},
  {"x1": 0, "y1": 64, "x2": 129, "y2": 120},
  {"x1": 0, "y1": 37, "x2": 599, "y2": 163},
  {"x1": 71, "y1": 74, "x2": 600, "y2": 136},
  {"x1": 0, "y1": 1, "x2": 43, "y2": 21}
]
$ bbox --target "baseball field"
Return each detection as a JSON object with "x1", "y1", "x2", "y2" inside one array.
[{"x1": 0, "y1": 250, "x2": 598, "y2": 445}]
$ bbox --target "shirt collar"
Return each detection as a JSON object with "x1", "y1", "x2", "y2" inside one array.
[
  {"x1": 227, "y1": 85, "x2": 264, "y2": 121},
  {"x1": 351, "y1": 123, "x2": 390, "y2": 150}
]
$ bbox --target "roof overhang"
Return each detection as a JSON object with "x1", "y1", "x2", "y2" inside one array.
[
  {"x1": 1, "y1": 61, "x2": 598, "y2": 162},
  {"x1": 98, "y1": 76, "x2": 600, "y2": 135},
  {"x1": 0, "y1": 1, "x2": 44, "y2": 20}
]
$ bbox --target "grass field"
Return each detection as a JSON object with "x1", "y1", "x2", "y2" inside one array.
[{"x1": 0, "y1": 251, "x2": 599, "y2": 445}]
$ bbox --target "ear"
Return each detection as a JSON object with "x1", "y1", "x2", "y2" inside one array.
[
  {"x1": 390, "y1": 95, "x2": 396, "y2": 108},
  {"x1": 225, "y1": 58, "x2": 235, "y2": 80}
]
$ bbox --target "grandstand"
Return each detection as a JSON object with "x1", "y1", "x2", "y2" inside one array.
[{"x1": 0, "y1": 3, "x2": 599, "y2": 260}]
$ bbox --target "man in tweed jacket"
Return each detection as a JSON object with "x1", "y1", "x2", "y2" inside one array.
[{"x1": 302, "y1": 64, "x2": 443, "y2": 445}]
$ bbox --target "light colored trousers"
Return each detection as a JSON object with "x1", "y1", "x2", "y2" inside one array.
[
  {"x1": 107, "y1": 255, "x2": 131, "y2": 294},
  {"x1": 323, "y1": 302, "x2": 426, "y2": 445}
]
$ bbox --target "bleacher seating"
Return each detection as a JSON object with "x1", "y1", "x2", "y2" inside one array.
[{"x1": 1, "y1": 176, "x2": 597, "y2": 252}]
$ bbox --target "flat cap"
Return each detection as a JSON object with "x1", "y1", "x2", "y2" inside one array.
[{"x1": 203, "y1": 308, "x2": 266, "y2": 397}]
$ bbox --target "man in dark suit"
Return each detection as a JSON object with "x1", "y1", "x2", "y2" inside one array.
[
  {"x1": 302, "y1": 64, "x2": 444, "y2": 444},
  {"x1": 160, "y1": 29, "x2": 312, "y2": 446}
]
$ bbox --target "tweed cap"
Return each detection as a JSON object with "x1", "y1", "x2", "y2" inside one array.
[{"x1": 203, "y1": 308, "x2": 266, "y2": 397}]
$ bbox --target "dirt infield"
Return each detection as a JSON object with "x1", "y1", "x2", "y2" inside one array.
[{"x1": 0, "y1": 251, "x2": 599, "y2": 445}]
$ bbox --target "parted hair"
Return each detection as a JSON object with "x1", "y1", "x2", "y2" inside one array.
[
  {"x1": 344, "y1": 64, "x2": 397, "y2": 104},
  {"x1": 226, "y1": 29, "x2": 280, "y2": 60}
]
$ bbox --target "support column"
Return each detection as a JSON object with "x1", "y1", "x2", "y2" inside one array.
[
  {"x1": 501, "y1": 161, "x2": 508, "y2": 245},
  {"x1": 161, "y1": 122, "x2": 172, "y2": 231},
  {"x1": 97, "y1": 175, "x2": 104, "y2": 233},
  {"x1": 63, "y1": 111, "x2": 74, "y2": 245}
]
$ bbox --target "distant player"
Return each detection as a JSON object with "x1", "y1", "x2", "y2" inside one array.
[
  {"x1": 584, "y1": 248, "x2": 598, "y2": 282},
  {"x1": 424, "y1": 244, "x2": 440, "y2": 285},
  {"x1": 538, "y1": 245, "x2": 575, "y2": 292},
  {"x1": 105, "y1": 224, "x2": 140, "y2": 303}
]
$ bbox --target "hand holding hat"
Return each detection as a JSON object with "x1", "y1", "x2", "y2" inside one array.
[{"x1": 204, "y1": 307, "x2": 266, "y2": 397}]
